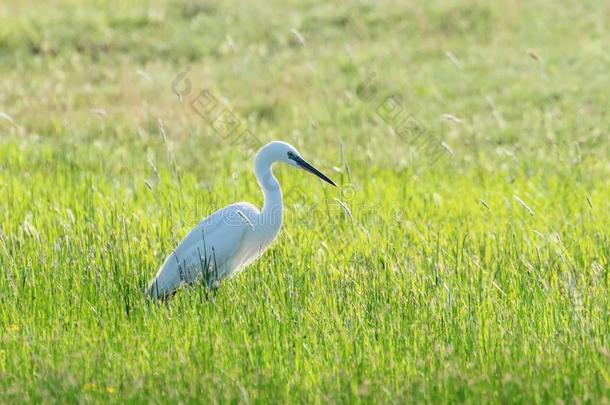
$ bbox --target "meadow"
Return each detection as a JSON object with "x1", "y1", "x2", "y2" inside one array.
[{"x1": 0, "y1": 0, "x2": 609, "y2": 403}]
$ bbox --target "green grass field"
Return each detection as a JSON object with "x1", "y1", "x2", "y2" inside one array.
[{"x1": 1, "y1": 0, "x2": 609, "y2": 403}]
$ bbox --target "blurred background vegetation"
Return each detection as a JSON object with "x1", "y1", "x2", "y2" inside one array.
[{"x1": 1, "y1": 0, "x2": 608, "y2": 171}]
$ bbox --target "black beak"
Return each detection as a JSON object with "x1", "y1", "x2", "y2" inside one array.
[{"x1": 293, "y1": 156, "x2": 337, "y2": 187}]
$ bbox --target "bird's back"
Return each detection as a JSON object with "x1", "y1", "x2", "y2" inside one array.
[{"x1": 147, "y1": 202, "x2": 260, "y2": 299}]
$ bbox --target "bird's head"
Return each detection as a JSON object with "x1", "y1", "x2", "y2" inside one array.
[{"x1": 258, "y1": 141, "x2": 336, "y2": 186}]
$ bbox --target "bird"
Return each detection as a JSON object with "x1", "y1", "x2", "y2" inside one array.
[{"x1": 147, "y1": 141, "x2": 336, "y2": 300}]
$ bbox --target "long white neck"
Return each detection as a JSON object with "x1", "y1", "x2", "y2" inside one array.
[{"x1": 255, "y1": 150, "x2": 283, "y2": 229}]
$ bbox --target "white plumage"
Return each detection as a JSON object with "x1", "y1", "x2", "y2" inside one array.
[{"x1": 147, "y1": 141, "x2": 336, "y2": 300}]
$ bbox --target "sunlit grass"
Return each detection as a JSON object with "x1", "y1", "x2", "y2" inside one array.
[{"x1": 0, "y1": 0, "x2": 609, "y2": 403}]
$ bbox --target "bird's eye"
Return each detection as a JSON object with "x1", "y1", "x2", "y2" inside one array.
[{"x1": 287, "y1": 151, "x2": 295, "y2": 159}]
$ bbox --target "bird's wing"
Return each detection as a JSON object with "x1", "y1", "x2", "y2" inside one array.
[{"x1": 147, "y1": 203, "x2": 257, "y2": 299}]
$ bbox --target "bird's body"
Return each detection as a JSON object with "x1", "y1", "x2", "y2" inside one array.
[{"x1": 147, "y1": 141, "x2": 335, "y2": 300}]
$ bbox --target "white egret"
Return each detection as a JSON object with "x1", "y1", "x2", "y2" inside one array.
[{"x1": 147, "y1": 141, "x2": 336, "y2": 300}]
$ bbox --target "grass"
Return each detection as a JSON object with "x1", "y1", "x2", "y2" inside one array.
[{"x1": 0, "y1": 0, "x2": 609, "y2": 402}]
